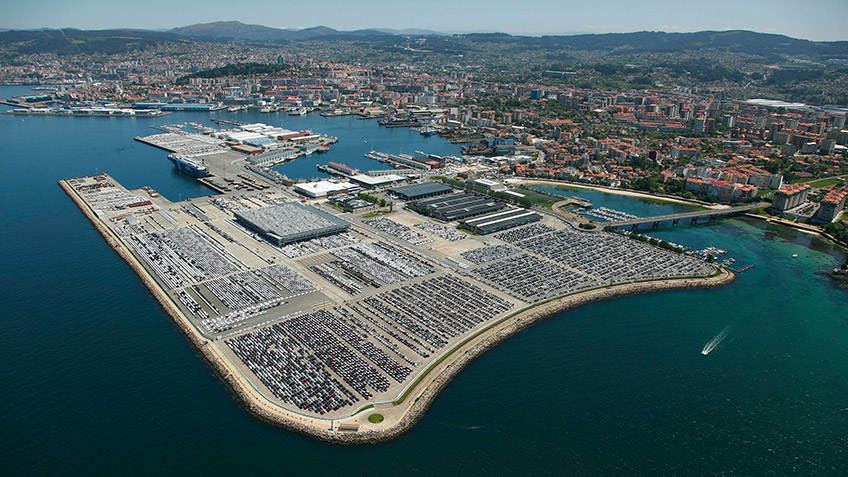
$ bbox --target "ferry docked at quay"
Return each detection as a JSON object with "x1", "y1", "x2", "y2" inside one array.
[{"x1": 168, "y1": 153, "x2": 209, "y2": 178}]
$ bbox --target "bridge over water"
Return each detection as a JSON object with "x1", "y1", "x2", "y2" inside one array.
[{"x1": 608, "y1": 202, "x2": 768, "y2": 229}]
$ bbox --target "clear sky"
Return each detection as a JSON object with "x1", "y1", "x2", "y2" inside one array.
[{"x1": 1, "y1": 0, "x2": 846, "y2": 41}]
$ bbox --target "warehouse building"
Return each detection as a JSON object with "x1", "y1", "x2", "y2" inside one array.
[
  {"x1": 329, "y1": 194, "x2": 373, "y2": 211},
  {"x1": 234, "y1": 202, "x2": 349, "y2": 246},
  {"x1": 350, "y1": 173, "x2": 406, "y2": 189},
  {"x1": 368, "y1": 168, "x2": 416, "y2": 177},
  {"x1": 388, "y1": 182, "x2": 454, "y2": 201},
  {"x1": 410, "y1": 192, "x2": 505, "y2": 221},
  {"x1": 460, "y1": 208, "x2": 542, "y2": 235},
  {"x1": 293, "y1": 180, "x2": 359, "y2": 198},
  {"x1": 472, "y1": 178, "x2": 506, "y2": 191},
  {"x1": 247, "y1": 147, "x2": 299, "y2": 166}
]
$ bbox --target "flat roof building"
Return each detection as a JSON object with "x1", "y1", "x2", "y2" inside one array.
[
  {"x1": 368, "y1": 168, "x2": 416, "y2": 177},
  {"x1": 329, "y1": 195, "x2": 373, "y2": 211},
  {"x1": 234, "y1": 202, "x2": 349, "y2": 246},
  {"x1": 247, "y1": 147, "x2": 299, "y2": 166},
  {"x1": 294, "y1": 180, "x2": 359, "y2": 198},
  {"x1": 388, "y1": 182, "x2": 454, "y2": 201},
  {"x1": 350, "y1": 174, "x2": 406, "y2": 189},
  {"x1": 472, "y1": 178, "x2": 506, "y2": 191},
  {"x1": 410, "y1": 192, "x2": 505, "y2": 221},
  {"x1": 460, "y1": 208, "x2": 542, "y2": 235}
]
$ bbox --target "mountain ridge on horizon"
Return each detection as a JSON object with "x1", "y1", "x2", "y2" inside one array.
[
  {"x1": 1, "y1": 22, "x2": 847, "y2": 59},
  {"x1": 3, "y1": 20, "x2": 847, "y2": 43}
]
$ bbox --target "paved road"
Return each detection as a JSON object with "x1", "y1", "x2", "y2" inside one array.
[{"x1": 609, "y1": 202, "x2": 769, "y2": 227}]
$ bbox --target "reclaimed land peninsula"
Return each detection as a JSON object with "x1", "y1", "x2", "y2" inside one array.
[{"x1": 60, "y1": 172, "x2": 732, "y2": 444}]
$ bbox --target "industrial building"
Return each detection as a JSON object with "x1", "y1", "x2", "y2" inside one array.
[
  {"x1": 329, "y1": 194, "x2": 374, "y2": 211},
  {"x1": 387, "y1": 153, "x2": 432, "y2": 170},
  {"x1": 294, "y1": 180, "x2": 359, "y2": 198},
  {"x1": 368, "y1": 168, "x2": 416, "y2": 177},
  {"x1": 460, "y1": 208, "x2": 542, "y2": 235},
  {"x1": 247, "y1": 148, "x2": 299, "y2": 166},
  {"x1": 388, "y1": 182, "x2": 454, "y2": 201},
  {"x1": 410, "y1": 192, "x2": 506, "y2": 222},
  {"x1": 349, "y1": 173, "x2": 406, "y2": 189},
  {"x1": 133, "y1": 102, "x2": 219, "y2": 111},
  {"x1": 471, "y1": 178, "x2": 506, "y2": 191},
  {"x1": 326, "y1": 162, "x2": 359, "y2": 176},
  {"x1": 234, "y1": 202, "x2": 349, "y2": 246}
]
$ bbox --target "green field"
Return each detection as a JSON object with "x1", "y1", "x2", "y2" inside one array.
[
  {"x1": 513, "y1": 187, "x2": 558, "y2": 206},
  {"x1": 791, "y1": 175, "x2": 847, "y2": 187},
  {"x1": 807, "y1": 177, "x2": 847, "y2": 188},
  {"x1": 368, "y1": 413, "x2": 384, "y2": 424}
]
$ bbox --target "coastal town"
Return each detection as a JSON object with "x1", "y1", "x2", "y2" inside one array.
[
  {"x1": 2, "y1": 17, "x2": 848, "y2": 454},
  {"x1": 3, "y1": 29, "x2": 847, "y2": 241}
]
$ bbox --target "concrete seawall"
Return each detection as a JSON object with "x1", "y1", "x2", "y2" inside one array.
[
  {"x1": 347, "y1": 268, "x2": 735, "y2": 444},
  {"x1": 60, "y1": 179, "x2": 735, "y2": 444}
]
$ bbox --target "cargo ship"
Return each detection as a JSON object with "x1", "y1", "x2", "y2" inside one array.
[{"x1": 168, "y1": 153, "x2": 209, "y2": 177}]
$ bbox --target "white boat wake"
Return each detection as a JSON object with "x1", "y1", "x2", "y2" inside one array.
[{"x1": 702, "y1": 326, "x2": 730, "y2": 355}]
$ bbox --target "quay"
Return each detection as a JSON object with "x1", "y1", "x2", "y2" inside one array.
[
  {"x1": 61, "y1": 169, "x2": 733, "y2": 443},
  {"x1": 6, "y1": 108, "x2": 170, "y2": 117},
  {"x1": 60, "y1": 118, "x2": 737, "y2": 443}
]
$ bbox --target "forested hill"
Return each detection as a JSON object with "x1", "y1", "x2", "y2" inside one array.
[
  {"x1": 175, "y1": 63, "x2": 291, "y2": 84},
  {"x1": 461, "y1": 30, "x2": 848, "y2": 58},
  {"x1": 0, "y1": 29, "x2": 186, "y2": 55},
  {"x1": 2, "y1": 26, "x2": 846, "y2": 60}
]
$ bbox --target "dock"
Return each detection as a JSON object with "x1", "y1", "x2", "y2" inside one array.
[{"x1": 728, "y1": 264, "x2": 755, "y2": 273}]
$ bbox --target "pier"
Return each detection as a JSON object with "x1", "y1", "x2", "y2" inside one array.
[{"x1": 728, "y1": 264, "x2": 755, "y2": 273}]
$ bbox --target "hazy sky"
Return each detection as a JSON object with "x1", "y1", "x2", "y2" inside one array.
[{"x1": 2, "y1": 0, "x2": 846, "y2": 41}]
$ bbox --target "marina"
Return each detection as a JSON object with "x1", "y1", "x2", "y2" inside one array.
[{"x1": 580, "y1": 206, "x2": 640, "y2": 222}]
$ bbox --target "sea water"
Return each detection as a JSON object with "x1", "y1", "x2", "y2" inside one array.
[{"x1": 1, "y1": 86, "x2": 846, "y2": 475}]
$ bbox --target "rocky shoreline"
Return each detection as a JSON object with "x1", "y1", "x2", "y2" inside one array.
[{"x1": 60, "y1": 179, "x2": 734, "y2": 444}]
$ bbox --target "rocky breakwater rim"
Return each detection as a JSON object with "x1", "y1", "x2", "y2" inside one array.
[
  {"x1": 60, "y1": 177, "x2": 733, "y2": 444},
  {"x1": 305, "y1": 268, "x2": 734, "y2": 444}
]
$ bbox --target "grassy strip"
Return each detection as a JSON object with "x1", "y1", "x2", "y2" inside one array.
[
  {"x1": 808, "y1": 177, "x2": 846, "y2": 188},
  {"x1": 363, "y1": 210, "x2": 394, "y2": 218},
  {"x1": 350, "y1": 405, "x2": 374, "y2": 416}
]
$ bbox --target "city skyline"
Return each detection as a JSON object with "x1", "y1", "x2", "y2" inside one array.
[{"x1": 2, "y1": 0, "x2": 847, "y2": 41}]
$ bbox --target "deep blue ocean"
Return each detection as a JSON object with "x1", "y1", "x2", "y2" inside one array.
[{"x1": 1, "y1": 86, "x2": 847, "y2": 475}]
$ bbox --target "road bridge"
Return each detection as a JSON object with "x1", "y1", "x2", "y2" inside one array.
[{"x1": 608, "y1": 202, "x2": 768, "y2": 229}]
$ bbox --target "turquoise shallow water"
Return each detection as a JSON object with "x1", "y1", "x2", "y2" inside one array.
[
  {"x1": 530, "y1": 183, "x2": 701, "y2": 218},
  {"x1": 1, "y1": 86, "x2": 847, "y2": 475}
]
